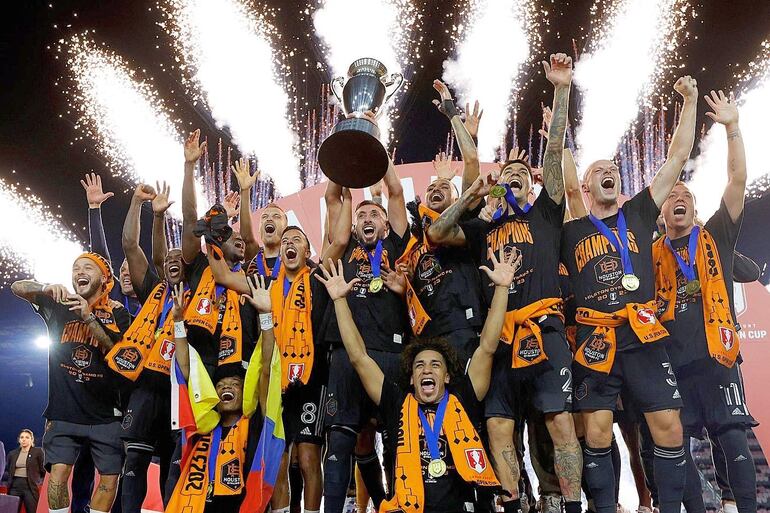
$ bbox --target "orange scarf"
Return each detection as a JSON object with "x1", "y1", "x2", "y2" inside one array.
[
  {"x1": 574, "y1": 301, "x2": 669, "y2": 373},
  {"x1": 396, "y1": 204, "x2": 440, "y2": 336},
  {"x1": 167, "y1": 416, "x2": 250, "y2": 513},
  {"x1": 185, "y1": 266, "x2": 243, "y2": 366},
  {"x1": 501, "y1": 298, "x2": 564, "y2": 368},
  {"x1": 652, "y1": 228, "x2": 739, "y2": 367},
  {"x1": 107, "y1": 281, "x2": 187, "y2": 380},
  {"x1": 78, "y1": 252, "x2": 121, "y2": 335},
  {"x1": 269, "y1": 265, "x2": 314, "y2": 390},
  {"x1": 380, "y1": 393, "x2": 499, "y2": 513}
]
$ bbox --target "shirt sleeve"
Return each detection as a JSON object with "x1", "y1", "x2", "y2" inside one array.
[
  {"x1": 386, "y1": 228, "x2": 410, "y2": 261},
  {"x1": 704, "y1": 199, "x2": 744, "y2": 251},
  {"x1": 88, "y1": 208, "x2": 111, "y2": 263},
  {"x1": 30, "y1": 294, "x2": 58, "y2": 324},
  {"x1": 532, "y1": 188, "x2": 566, "y2": 227},
  {"x1": 732, "y1": 251, "x2": 761, "y2": 283},
  {"x1": 134, "y1": 269, "x2": 161, "y2": 304},
  {"x1": 623, "y1": 187, "x2": 661, "y2": 231},
  {"x1": 111, "y1": 306, "x2": 131, "y2": 338}
]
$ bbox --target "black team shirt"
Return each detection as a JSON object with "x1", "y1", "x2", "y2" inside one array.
[
  {"x1": 32, "y1": 296, "x2": 130, "y2": 424},
  {"x1": 561, "y1": 188, "x2": 660, "y2": 351}
]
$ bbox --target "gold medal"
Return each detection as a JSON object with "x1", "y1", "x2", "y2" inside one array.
[
  {"x1": 685, "y1": 279, "x2": 701, "y2": 296},
  {"x1": 621, "y1": 274, "x2": 640, "y2": 291},
  {"x1": 490, "y1": 184, "x2": 507, "y2": 198},
  {"x1": 428, "y1": 458, "x2": 447, "y2": 478},
  {"x1": 369, "y1": 276, "x2": 384, "y2": 293}
]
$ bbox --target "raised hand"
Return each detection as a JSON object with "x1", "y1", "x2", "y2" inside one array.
[
  {"x1": 674, "y1": 75, "x2": 698, "y2": 101},
  {"x1": 463, "y1": 100, "x2": 483, "y2": 139},
  {"x1": 507, "y1": 146, "x2": 528, "y2": 163},
  {"x1": 222, "y1": 191, "x2": 240, "y2": 219},
  {"x1": 63, "y1": 294, "x2": 92, "y2": 321},
  {"x1": 133, "y1": 183, "x2": 156, "y2": 203},
  {"x1": 81, "y1": 173, "x2": 115, "y2": 208},
  {"x1": 467, "y1": 173, "x2": 495, "y2": 201},
  {"x1": 315, "y1": 259, "x2": 360, "y2": 301},
  {"x1": 171, "y1": 282, "x2": 186, "y2": 322},
  {"x1": 184, "y1": 129, "x2": 207, "y2": 163},
  {"x1": 43, "y1": 284, "x2": 70, "y2": 303},
  {"x1": 538, "y1": 105, "x2": 553, "y2": 140},
  {"x1": 432, "y1": 79, "x2": 456, "y2": 117},
  {"x1": 542, "y1": 53, "x2": 573, "y2": 88},
  {"x1": 381, "y1": 260, "x2": 407, "y2": 296},
  {"x1": 152, "y1": 181, "x2": 174, "y2": 215},
  {"x1": 369, "y1": 180, "x2": 383, "y2": 199},
  {"x1": 478, "y1": 202, "x2": 497, "y2": 223},
  {"x1": 479, "y1": 247, "x2": 521, "y2": 288},
  {"x1": 432, "y1": 151, "x2": 459, "y2": 180},
  {"x1": 704, "y1": 90, "x2": 738, "y2": 127},
  {"x1": 231, "y1": 158, "x2": 259, "y2": 192},
  {"x1": 242, "y1": 274, "x2": 272, "y2": 314}
]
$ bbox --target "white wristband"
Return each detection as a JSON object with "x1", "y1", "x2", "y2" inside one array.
[
  {"x1": 174, "y1": 321, "x2": 186, "y2": 339},
  {"x1": 259, "y1": 313, "x2": 274, "y2": 331}
]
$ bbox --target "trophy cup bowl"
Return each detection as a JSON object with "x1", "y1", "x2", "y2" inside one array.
[{"x1": 318, "y1": 58, "x2": 404, "y2": 188}]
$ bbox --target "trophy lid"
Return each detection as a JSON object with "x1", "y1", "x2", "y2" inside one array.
[{"x1": 348, "y1": 58, "x2": 388, "y2": 78}]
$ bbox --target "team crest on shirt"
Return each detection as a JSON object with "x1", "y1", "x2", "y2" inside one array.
[
  {"x1": 159, "y1": 339, "x2": 176, "y2": 361},
  {"x1": 220, "y1": 459, "x2": 242, "y2": 491},
  {"x1": 636, "y1": 308, "x2": 656, "y2": 325},
  {"x1": 71, "y1": 345, "x2": 93, "y2": 369},
  {"x1": 465, "y1": 448, "x2": 488, "y2": 473},
  {"x1": 582, "y1": 334, "x2": 609, "y2": 365},
  {"x1": 196, "y1": 298, "x2": 212, "y2": 315},
  {"x1": 517, "y1": 335, "x2": 542, "y2": 363},
  {"x1": 288, "y1": 363, "x2": 305, "y2": 382},
  {"x1": 594, "y1": 256, "x2": 623, "y2": 287},
  {"x1": 218, "y1": 336, "x2": 236, "y2": 361},
  {"x1": 112, "y1": 346, "x2": 142, "y2": 371},
  {"x1": 719, "y1": 327, "x2": 735, "y2": 350}
]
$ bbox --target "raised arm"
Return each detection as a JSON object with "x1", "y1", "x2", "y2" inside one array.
[
  {"x1": 383, "y1": 158, "x2": 408, "y2": 238},
  {"x1": 704, "y1": 90, "x2": 746, "y2": 222},
  {"x1": 241, "y1": 275, "x2": 276, "y2": 416},
  {"x1": 182, "y1": 130, "x2": 206, "y2": 263},
  {"x1": 467, "y1": 248, "x2": 520, "y2": 400},
  {"x1": 170, "y1": 282, "x2": 190, "y2": 381},
  {"x1": 123, "y1": 185, "x2": 155, "y2": 292},
  {"x1": 563, "y1": 148, "x2": 587, "y2": 219},
  {"x1": 151, "y1": 181, "x2": 174, "y2": 276},
  {"x1": 319, "y1": 187, "x2": 352, "y2": 269},
  {"x1": 541, "y1": 53, "x2": 572, "y2": 204},
  {"x1": 81, "y1": 173, "x2": 115, "y2": 260},
  {"x1": 426, "y1": 173, "x2": 490, "y2": 247},
  {"x1": 650, "y1": 76, "x2": 698, "y2": 207},
  {"x1": 232, "y1": 158, "x2": 260, "y2": 262},
  {"x1": 11, "y1": 280, "x2": 68, "y2": 305},
  {"x1": 206, "y1": 246, "x2": 251, "y2": 295},
  {"x1": 315, "y1": 259, "x2": 384, "y2": 405}
]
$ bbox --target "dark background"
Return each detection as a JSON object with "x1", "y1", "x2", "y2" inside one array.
[{"x1": 1, "y1": 0, "x2": 769, "y2": 450}]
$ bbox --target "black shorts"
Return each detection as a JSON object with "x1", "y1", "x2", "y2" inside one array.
[
  {"x1": 120, "y1": 382, "x2": 171, "y2": 449},
  {"x1": 442, "y1": 328, "x2": 480, "y2": 368},
  {"x1": 43, "y1": 419, "x2": 124, "y2": 474},
  {"x1": 677, "y1": 361, "x2": 758, "y2": 439},
  {"x1": 283, "y1": 377, "x2": 327, "y2": 446},
  {"x1": 324, "y1": 346, "x2": 400, "y2": 430},
  {"x1": 485, "y1": 330, "x2": 573, "y2": 420},
  {"x1": 572, "y1": 343, "x2": 683, "y2": 413}
]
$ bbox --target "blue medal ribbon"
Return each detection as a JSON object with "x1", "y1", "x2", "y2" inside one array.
[
  {"x1": 588, "y1": 210, "x2": 635, "y2": 277},
  {"x1": 360, "y1": 240, "x2": 384, "y2": 280},
  {"x1": 255, "y1": 250, "x2": 281, "y2": 279},
  {"x1": 492, "y1": 184, "x2": 532, "y2": 222},
  {"x1": 283, "y1": 275, "x2": 291, "y2": 300},
  {"x1": 157, "y1": 283, "x2": 189, "y2": 333},
  {"x1": 664, "y1": 225, "x2": 700, "y2": 283},
  {"x1": 417, "y1": 391, "x2": 449, "y2": 462},
  {"x1": 123, "y1": 295, "x2": 140, "y2": 317},
  {"x1": 207, "y1": 424, "x2": 222, "y2": 499}
]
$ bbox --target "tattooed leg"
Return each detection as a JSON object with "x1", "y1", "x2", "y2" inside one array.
[
  {"x1": 91, "y1": 473, "x2": 120, "y2": 512},
  {"x1": 48, "y1": 463, "x2": 73, "y2": 510},
  {"x1": 487, "y1": 417, "x2": 520, "y2": 500},
  {"x1": 546, "y1": 411, "x2": 583, "y2": 501}
]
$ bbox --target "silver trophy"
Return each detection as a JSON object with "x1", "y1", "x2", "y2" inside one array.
[{"x1": 318, "y1": 58, "x2": 404, "y2": 188}]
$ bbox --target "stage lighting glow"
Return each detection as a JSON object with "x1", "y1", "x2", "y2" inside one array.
[{"x1": 34, "y1": 335, "x2": 51, "y2": 349}]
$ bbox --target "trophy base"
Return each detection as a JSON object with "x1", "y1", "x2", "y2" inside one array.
[{"x1": 318, "y1": 117, "x2": 389, "y2": 189}]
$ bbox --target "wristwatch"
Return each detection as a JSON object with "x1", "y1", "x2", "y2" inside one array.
[{"x1": 84, "y1": 312, "x2": 98, "y2": 324}]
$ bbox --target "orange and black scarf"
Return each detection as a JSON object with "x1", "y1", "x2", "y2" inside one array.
[
  {"x1": 269, "y1": 265, "x2": 314, "y2": 390},
  {"x1": 501, "y1": 298, "x2": 564, "y2": 368},
  {"x1": 652, "y1": 227, "x2": 739, "y2": 367},
  {"x1": 79, "y1": 252, "x2": 121, "y2": 336},
  {"x1": 380, "y1": 392, "x2": 499, "y2": 513},
  {"x1": 574, "y1": 301, "x2": 669, "y2": 374}
]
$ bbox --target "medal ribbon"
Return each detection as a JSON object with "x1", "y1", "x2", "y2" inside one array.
[
  {"x1": 492, "y1": 183, "x2": 532, "y2": 222},
  {"x1": 361, "y1": 239, "x2": 384, "y2": 281},
  {"x1": 417, "y1": 390, "x2": 449, "y2": 462},
  {"x1": 207, "y1": 424, "x2": 222, "y2": 497},
  {"x1": 255, "y1": 250, "x2": 281, "y2": 279},
  {"x1": 158, "y1": 283, "x2": 190, "y2": 331},
  {"x1": 123, "y1": 295, "x2": 141, "y2": 317},
  {"x1": 588, "y1": 210, "x2": 635, "y2": 277},
  {"x1": 283, "y1": 275, "x2": 291, "y2": 300},
  {"x1": 664, "y1": 226, "x2": 700, "y2": 283}
]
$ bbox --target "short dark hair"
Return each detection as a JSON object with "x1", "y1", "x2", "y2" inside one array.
[
  {"x1": 281, "y1": 225, "x2": 310, "y2": 246},
  {"x1": 398, "y1": 337, "x2": 463, "y2": 391},
  {"x1": 500, "y1": 159, "x2": 533, "y2": 178},
  {"x1": 355, "y1": 200, "x2": 388, "y2": 217}
]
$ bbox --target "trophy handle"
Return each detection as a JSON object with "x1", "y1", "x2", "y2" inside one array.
[
  {"x1": 382, "y1": 72, "x2": 404, "y2": 106},
  {"x1": 330, "y1": 76, "x2": 345, "y2": 104}
]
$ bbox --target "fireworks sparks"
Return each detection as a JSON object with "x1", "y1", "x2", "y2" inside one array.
[
  {"x1": 0, "y1": 179, "x2": 83, "y2": 286},
  {"x1": 67, "y1": 35, "x2": 188, "y2": 216},
  {"x1": 574, "y1": 0, "x2": 691, "y2": 170},
  {"x1": 442, "y1": 0, "x2": 541, "y2": 161},
  {"x1": 688, "y1": 40, "x2": 770, "y2": 217},
  {"x1": 313, "y1": 0, "x2": 421, "y2": 145},
  {"x1": 164, "y1": 0, "x2": 301, "y2": 194}
]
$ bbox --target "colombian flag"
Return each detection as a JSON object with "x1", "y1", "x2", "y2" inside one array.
[
  {"x1": 240, "y1": 338, "x2": 285, "y2": 512},
  {"x1": 170, "y1": 345, "x2": 220, "y2": 444}
]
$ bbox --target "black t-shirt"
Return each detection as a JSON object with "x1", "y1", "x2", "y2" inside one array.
[
  {"x1": 379, "y1": 377, "x2": 481, "y2": 513},
  {"x1": 32, "y1": 295, "x2": 130, "y2": 424},
  {"x1": 325, "y1": 230, "x2": 410, "y2": 352},
  {"x1": 461, "y1": 191, "x2": 564, "y2": 326},
  {"x1": 664, "y1": 201, "x2": 742, "y2": 370},
  {"x1": 561, "y1": 188, "x2": 660, "y2": 351},
  {"x1": 186, "y1": 253, "x2": 258, "y2": 371},
  {"x1": 408, "y1": 205, "x2": 485, "y2": 337}
]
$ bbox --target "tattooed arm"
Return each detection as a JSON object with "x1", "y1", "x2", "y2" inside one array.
[
  {"x1": 426, "y1": 174, "x2": 490, "y2": 247},
  {"x1": 541, "y1": 53, "x2": 572, "y2": 205}
]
